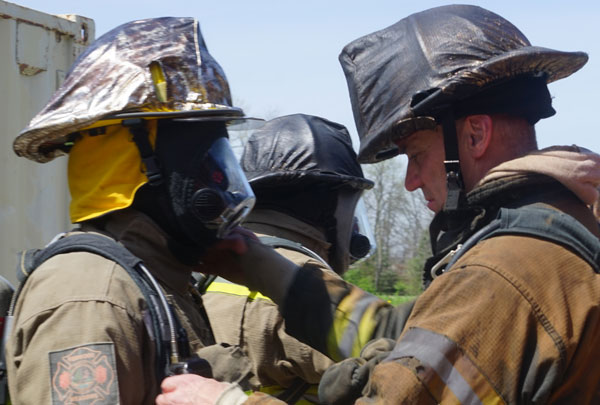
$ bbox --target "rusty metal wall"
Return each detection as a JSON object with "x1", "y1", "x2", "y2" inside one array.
[{"x1": 0, "y1": 0, "x2": 94, "y2": 285}]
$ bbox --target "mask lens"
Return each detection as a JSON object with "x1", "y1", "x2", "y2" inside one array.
[{"x1": 203, "y1": 137, "x2": 255, "y2": 237}]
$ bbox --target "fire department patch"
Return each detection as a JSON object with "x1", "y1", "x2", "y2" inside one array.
[{"x1": 49, "y1": 343, "x2": 119, "y2": 404}]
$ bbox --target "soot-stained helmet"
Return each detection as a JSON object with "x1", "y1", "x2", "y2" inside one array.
[
  {"x1": 242, "y1": 113, "x2": 374, "y2": 191},
  {"x1": 241, "y1": 113, "x2": 375, "y2": 274},
  {"x1": 339, "y1": 4, "x2": 588, "y2": 164}
]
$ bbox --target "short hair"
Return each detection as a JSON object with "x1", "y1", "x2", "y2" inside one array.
[{"x1": 491, "y1": 114, "x2": 538, "y2": 157}]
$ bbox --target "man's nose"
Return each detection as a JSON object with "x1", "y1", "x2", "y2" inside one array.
[{"x1": 404, "y1": 162, "x2": 422, "y2": 192}]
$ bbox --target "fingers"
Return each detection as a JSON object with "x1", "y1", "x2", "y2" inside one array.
[
  {"x1": 229, "y1": 226, "x2": 260, "y2": 242},
  {"x1": 216, "y1": 226, "x2": 260, "y2": 254},
  {"x1": 160, "y1": 374, "x2": 202, "y2": 392},
  {"x1": 193, "y1": 227, "x2": 264, "y2": 284},
  {"x1": 212, "y1": 235, "x2": 248, "y2": 255},
  {"x1": 159, "y1": 376, "x2": 178, "y2": 393},
  {"x1": 155, "y1": 393, "x2": 167, "y2": 405},
  {"x1": 156, "y1": 375, "x2": 231, "y2": 405}
]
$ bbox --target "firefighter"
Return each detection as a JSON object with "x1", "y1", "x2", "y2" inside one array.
[
  {"x1": 157, "y1": 5, "x2": 600, "y2": 405},
  {"x1": 201, "y1": 113, "x2": 375, "y2": 403},
  {"x1": 6, "y1": 17, "x2": 257, "y2": 404}
]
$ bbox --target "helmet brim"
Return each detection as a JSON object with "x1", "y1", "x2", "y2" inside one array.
[
  {"x1": 249, "y1": 171, "x2": 374, "y2": 191},
  {"x1": 357, "y1": 47, "x2": 588, "y2": 163},
  {"x1": 14, "y1": 107, "x2": 259, "y2": 163},
  {"x1": 13, "y1": 17, "x2": 248, "y2": 163}
]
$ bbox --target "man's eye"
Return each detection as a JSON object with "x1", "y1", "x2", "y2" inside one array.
[{"x1": 408, "y1": 151, "x2": 422, "y2": 163}]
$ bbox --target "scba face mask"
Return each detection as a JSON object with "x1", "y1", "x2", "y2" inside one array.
[
  {"x1": 177, "y1": 136, "x2": 256, "y2": 237},
  {"x1": 155, "y1": 120, "x2": 255, "y2": 246}
]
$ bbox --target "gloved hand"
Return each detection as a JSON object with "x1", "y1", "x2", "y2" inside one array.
[
  {"x1": 196, "y1": 343, "x2": 254, "y2": 390},
  {"x1": 318, "y1": 337, "x2": 396, "y2": 405}
]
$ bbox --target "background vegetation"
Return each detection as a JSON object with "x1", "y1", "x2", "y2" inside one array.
[{"x1": 344, "y1": 158, "x2": 433, "y2": 301}]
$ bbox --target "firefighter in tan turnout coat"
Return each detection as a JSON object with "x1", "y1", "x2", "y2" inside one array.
[
  {"x1": 202, "y1": 113, "x2": 375, "y2": 404},
  {"x1": 157, "y1": 5, "x2": 600, "y2": 405},
  {"x1": 6, "y1": 17, "x2": 258, "y2": 404}
]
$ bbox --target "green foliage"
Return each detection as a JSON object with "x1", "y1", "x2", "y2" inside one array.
[
  {"x1": 345, "y1": 256, "x2": 399, "y2": 294},
  {"x1": 377, "y1": 267, "x2": 399, "y2": 294},
  {"x1": 375, "y1": 294, "x2": 417, "y2": 306},
  {"x1": 345, "y1": 262, "x2": 420, "y2": 306},
  {"x1": 343, "y1": 265, "x2": 376, "y2": 294},
  {"x1": 400, "y1": 233, "x2": 431, "y2": 295},
  {"x1": 343, "y1": 156, "x2": 434, "y2": 297},
  {"x1": 345, "y1": 232, "x2": 430, "y2": 296},
  {"x1": 393, "y1": 279, "x2": 413, "y2": 296}
]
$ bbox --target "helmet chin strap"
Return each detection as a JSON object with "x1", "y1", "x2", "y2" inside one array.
[
  {"x1": 123, "y1": 118, "x2": 163, "y2": 187},
  {"x1": 123, "y1": 118, "x2": 206, "y2": 263},
  {"x1": 439, "y1": 109, "x2": 467, "y2": 213}
]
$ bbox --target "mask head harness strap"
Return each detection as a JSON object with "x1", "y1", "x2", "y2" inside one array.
[{"x1": 122, "y1": 118, "x2": 163, "y2": 187}]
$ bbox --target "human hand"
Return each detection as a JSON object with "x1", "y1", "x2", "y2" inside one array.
[
  {"x1": 318, "y1": 337, "x2": 397, "y2": 404},
  {"x1": 196, "y1": 226, "x2": 299, "y2": 304},
  {"x1": 156, "y1": 374, "x2": 229, "y2": 405},
  {"x1": 195, "y1": 226, "x2": 259, "y2": 285}
]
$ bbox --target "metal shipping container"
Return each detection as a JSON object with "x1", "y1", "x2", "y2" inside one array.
[{"x1": 0, "y1": 0, "x2": 94, "y2": 285}]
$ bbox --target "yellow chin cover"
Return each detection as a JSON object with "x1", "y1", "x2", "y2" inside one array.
[{"x1": 68, "y1": 121, "x2": 157, "y2": 223}]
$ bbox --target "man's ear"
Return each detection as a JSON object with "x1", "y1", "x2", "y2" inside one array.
[{"x1": 461, "y1": 115, "x2": 492, "y2": 159}]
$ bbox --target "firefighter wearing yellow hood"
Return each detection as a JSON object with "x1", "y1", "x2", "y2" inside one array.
[{"x1": 6, "y1": 17, "x2": 256, "y2": 403}]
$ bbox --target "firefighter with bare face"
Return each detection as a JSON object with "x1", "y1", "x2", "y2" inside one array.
[
  {"x1": 157, "y1": 5, "x2": 600, "y2": 405},
  {"x1": 5, "y1": 17, "x2": 256, "y2": 404}
]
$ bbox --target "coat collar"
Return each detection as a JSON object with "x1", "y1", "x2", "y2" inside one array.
[
  {"x1": 82, "y1": 209, "x2": 194, "y2": 295},
  {"x1": 243, "y1": 209, "x2": 331, "y2": 261}
]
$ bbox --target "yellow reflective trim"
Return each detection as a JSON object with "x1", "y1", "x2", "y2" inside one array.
[
  {"x1": 352, "y1": 301, "x2": 378, "y2": 357},
  {"x1": 257, "y1": 385, "x2": 282, "y2": 396},
  {"x1": 386, "y1": 327, "x2": 506, "y2": 405},
  {"x1": 258, "y1": 385, "x2": 319, "y2": 405},
  {"x1": 326, "y1": 288, "x2": 362, "y2": 361},
  {"x1": 453, "y1": 355, "x2": 506, "y2": 405},
  {"x1": 206, "y1": 282, "x2": 271, "y2": 301},
  {"x1": 149, "y1": 61, "x2": 168, "y2": 102}
]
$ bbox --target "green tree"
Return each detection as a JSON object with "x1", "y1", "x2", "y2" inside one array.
[
  {"x1": 358, "y1": 157, "x2": 432, "y2": 293},
  {"x1": 343, "y1": 263, "x2": 376, "y2": 294},
  {"x1": 396, "y1": 233, "x2": 430, "y2": 295}
]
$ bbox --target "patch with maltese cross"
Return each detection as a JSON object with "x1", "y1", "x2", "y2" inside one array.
[{"x1": 49, "y1": 343, "x2": 119, "y2": 404}]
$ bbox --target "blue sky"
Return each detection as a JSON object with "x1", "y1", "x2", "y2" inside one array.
[{"x1": 12, "y1": 0, "x2": 600, "y2": 155}]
